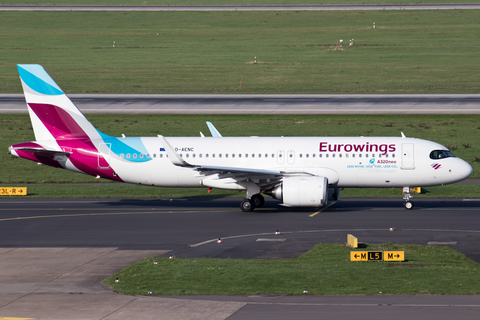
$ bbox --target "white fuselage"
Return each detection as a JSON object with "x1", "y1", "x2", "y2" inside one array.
[{"x1": 98, "y1": 136, "x2": 472, "y2": 189}]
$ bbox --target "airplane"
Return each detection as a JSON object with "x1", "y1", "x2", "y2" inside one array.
[{"x1": 9, "y1": 64, "x2": 472, "y2": 211}]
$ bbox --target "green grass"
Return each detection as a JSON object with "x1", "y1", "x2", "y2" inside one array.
[
  {"x1": 103, "y1": 243, "x2": 480, "y2": 295},
  {"x1": 1, "y1": 0, "x2": 476, "y2": 5},
  {"x1": 1, "y1": 10, "x2": 479, "y2": 94}
]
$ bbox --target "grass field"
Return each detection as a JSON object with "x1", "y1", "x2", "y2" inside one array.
[
  {"x1": 1, "y1": 10, "x2": 479, "y2": 94},
  {"x1": 103, "y1": 243, "x2": 480, "y2": 295},
  {"x1": 1, "y1": 0, "x2": 476, "y2": 5},
  {"x1": 2, "y1": 114, "x2": 480, "y2": 199}
]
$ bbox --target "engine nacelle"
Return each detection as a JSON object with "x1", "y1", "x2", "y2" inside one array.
[{"x1": 267, "y1": 176, "x2": 329, "y2": 207}]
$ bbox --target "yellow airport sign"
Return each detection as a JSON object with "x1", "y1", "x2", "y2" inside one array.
[
  {"x1": 350, "y1": 252, "x2": 368, "y2": 261},
  {"x1": 0, "y1": 187, "x2": 27, "y2": 196},
  {"x1": 351, "y1": 251, "x2": 404, "y2": 261},
  {"x1": 384, "y1": 251, "x2": 405, "y2": 261},
  {"x1": 350, "y1": 251, "x2": 383, "y2": 261},
  {"x1": 347, "y1": 234, "x2": 358, "y2": 248}
]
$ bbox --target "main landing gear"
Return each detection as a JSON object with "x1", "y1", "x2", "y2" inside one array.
[
  {"x1": 240, "y1": 194, "x2": 265, "y2": 212},
  {"x1": 403, "y1": 187, "x2": 414, "y2": 210}
]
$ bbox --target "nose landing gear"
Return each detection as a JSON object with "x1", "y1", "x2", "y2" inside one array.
[{"x1": 403, "y1": 187, "x2": 414, "y2": 210}]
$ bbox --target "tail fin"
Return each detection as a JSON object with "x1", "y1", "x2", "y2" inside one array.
[{"x1": 17, "y1": 64, "x2": 100, "y2": 142}]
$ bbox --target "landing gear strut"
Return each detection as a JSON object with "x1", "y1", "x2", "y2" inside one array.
[{"x1": 403, "y1": 187, "x2": 414, "y2": 210}]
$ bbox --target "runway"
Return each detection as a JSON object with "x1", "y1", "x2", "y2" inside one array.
[
  {"x1": 0, "y1": 197, "x2": 480, "y2": 319},
  {"x1": 2, "y1": 94, "x2": 480, "y2": 114},
  {"x1": 2, "y1": 4, "x2": 480, "y2": 11}
]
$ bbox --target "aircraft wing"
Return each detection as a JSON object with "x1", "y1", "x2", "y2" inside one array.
[{"x1": 194, "y1": 164, "x2": 282, "y2": 176}]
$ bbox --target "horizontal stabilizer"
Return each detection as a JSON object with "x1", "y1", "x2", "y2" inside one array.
[{"x1": 11, "y1": 147, "x2": 71, "y2": 156}]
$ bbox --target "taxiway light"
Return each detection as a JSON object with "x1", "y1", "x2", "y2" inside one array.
[
  {"x1": 389, "y1": 227, "x2": 395, "y2": 231},
  {"x1": 115, "y1": 278, "x2": 120, "y2": 283},
  {"x1": 303, "y1": 290, "x2": 308, "y2": 294},
  {"x1": 154, "y1": 261, "x2": 158, "y2": 264},
  {"x1": 275, "y1": 230, "x2": 281, "y2": 235},
  {"x1": 148, "y1": 290, "x2": 153, "y2": 294},
  {"x1": 217, "y1": 238, "x2": 223, "y2": 243},
  {"x1": 169, "y1": 256, "x2": 173, "y2": 259}
]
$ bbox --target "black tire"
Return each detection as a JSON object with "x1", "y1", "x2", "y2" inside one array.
[
  {"x1": 404, "y1": 201, "x2": 414, "y2": 210},
  {"x1": 240, "y1": 199, "x2": 255, "y2": 212},
  {"x1": 251, "y1": 194, "x2": 265, "y2": 208}
]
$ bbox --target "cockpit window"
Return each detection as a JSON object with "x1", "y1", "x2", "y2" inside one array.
[{"x1": 430, "y1": 150, "x2": 455, "y2": 160}]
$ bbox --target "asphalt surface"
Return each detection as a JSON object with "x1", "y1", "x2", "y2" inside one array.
[
  {"x1": 1, "y1": 197, "x2": 480, "y2": 261},
  {"x1": 1, "y1": 197, "x2": 480, "y2": 319},
  {"x1": 2, "y1": 4, "x2": 480, "y2": 11},
  {"x1": 2, "y1": 94, "x2": 480, "y2": 114}
]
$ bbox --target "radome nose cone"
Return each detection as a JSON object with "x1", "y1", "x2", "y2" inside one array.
[{"x1": 461, "y1": 160, "x2": 473, "y2": 180}]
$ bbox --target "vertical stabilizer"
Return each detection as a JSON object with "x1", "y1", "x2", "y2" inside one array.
[{"x1": 17, "y1": 64, "x2": 101, "y2": 142}]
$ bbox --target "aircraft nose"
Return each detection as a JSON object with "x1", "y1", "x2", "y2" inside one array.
[{"x1": 456, "y1": 158, "x2": 472, "y2": 181}]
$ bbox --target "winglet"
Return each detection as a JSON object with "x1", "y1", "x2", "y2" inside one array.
[
  {"x1": 401, "y1": 132, "x2": 406, "y2": 138},
  {"x1": 206, "y1": 121, "x2": 222, "y2": 137},
  {"x1": 157, "y1": 135, "x2": 191, "y2": 167}
]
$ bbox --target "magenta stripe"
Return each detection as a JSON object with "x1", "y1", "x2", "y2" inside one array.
[{"x1": 27, "y1": 103, "x2": 123, "y2": 181}]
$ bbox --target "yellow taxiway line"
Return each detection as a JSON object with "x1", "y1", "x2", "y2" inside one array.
[{"x1": 309, "y1": 202, "x2": 336, "y2": 217}]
